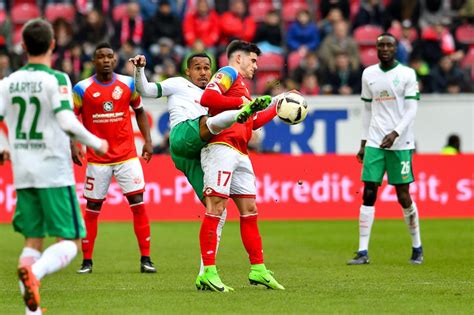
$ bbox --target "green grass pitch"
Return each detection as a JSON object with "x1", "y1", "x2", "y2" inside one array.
[{"x1": 0, "y1": 219, "x2": 472, "y2": 314}]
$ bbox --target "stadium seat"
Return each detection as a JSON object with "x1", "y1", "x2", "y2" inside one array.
[
  {"x1": 249, "y1": 1, "x2": 274, "y2": 23},
  {"x1": 45, "y1": 3, "x2": 76, "y2": 23},
  {"x1": 218, "y1": 52, "x2": 228, "y2": 68},
  {"x1": 460, "y1": 47, "x2": 474, "y2": 68},
  {"x1": 281, "y1": 1, "x2": 309, "y2": 26},
  {"x1": 11, "y1": 3, "x2": 40, "y2": 25},
  {"x1": 0, "y1": 9, "x2": 6, "y2": 24},
  {"x1": 13, "y1": 26, "x2": 22, "y2": 45},
  {"x1": 287, "y1": 51, "x2": 304, "y2": 73},
  {"x1": 257, "y1": 52, "x2": 285, "y2": 73},
  {"x1": 359, "y1": 46, "x2": 378, "y2": 66},
  {"x1": 388, "y1": 25, "x2": 418, "y2": 42},
  {"x1": 455, "y1": 24, "x2": 474, "y2": 47},
  {"x1": 354, "y1": 25, "x2": 384, "y2": 46},
  {"x1": 112, "y1": 3, "x2": 129, "y2": 22}
]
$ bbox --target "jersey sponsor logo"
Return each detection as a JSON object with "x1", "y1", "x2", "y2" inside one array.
[
  {"x1": 375, "y1": 90, "x2": 396, "y2": 101},
  {"x1": 93, "y1": 92, "x2": 101, "y2": 98},
  {"x1": 112, "y1": 86, "x2": 123, "y2": 100},
  {"x1": 103, "y1": 101, "x2": 114, "y2": 112}
]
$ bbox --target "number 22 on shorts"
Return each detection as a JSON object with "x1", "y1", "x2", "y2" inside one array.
[{"x1": 217, "y1": 171, "x2": 231, "y2": 187}]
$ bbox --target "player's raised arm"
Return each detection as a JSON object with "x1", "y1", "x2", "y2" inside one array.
[{"x1": 131, "y1": 55, "x2": 161, "y2": 98}]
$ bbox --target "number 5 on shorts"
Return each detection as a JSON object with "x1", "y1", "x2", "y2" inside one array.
[
  {"x1": 85, "y1": 176, "x2": 95, "y2": 191},
  {"x1": 217, "y1": 171, "x2": 231, "y2": 187}
]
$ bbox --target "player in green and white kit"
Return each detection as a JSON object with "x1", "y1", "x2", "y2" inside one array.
[
  {"x1": 347, "y1": 33, "x2": 423, "y2": 265},
  {"x1": 131, "y1": 53, "x2": 271, "y2": 289},
  {"x1": 0, "y1": 19, "x2": 108, "y2": 313}
]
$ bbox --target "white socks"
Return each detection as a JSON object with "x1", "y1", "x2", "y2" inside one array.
[
  {"x1": 31, "y1": 240, "x2": 78, "y2": 280},
  {"x1": 358, "y1": 205, "x2": 375, "y2": 252},
  {"x1": 206, "y1": 111, "x2": 240, "y2": 135},
  {"x1": 199, "y1": 209, "x2": 227, "y2": 275},
  {"x1": 403, "y1": 203, "x2": 422, "y2": 248}
]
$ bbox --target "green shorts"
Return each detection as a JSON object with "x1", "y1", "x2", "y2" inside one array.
[
  {"x1": 362, "y1": 146, "x2": 414, "y2": 185},
  {"x1": 169, "y1": 118, "x2": 207, "y2": 200},
  {"x1": 13, "y1": 186, "x2": 86, "y2": 239}
]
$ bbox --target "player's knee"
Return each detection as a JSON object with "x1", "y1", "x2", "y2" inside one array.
[
  {"x1": 363, "y1": 188, "x2": 377, "y2": 206},
  {"x1": 127, "y1": 193, "x2": 143, "y2": 206},
  {"x1": 395, "y1": 186, "x2": 412, "y2": 208},
  {"x1": 87, "y1": 201, "x2": 103, "y2": 211}
]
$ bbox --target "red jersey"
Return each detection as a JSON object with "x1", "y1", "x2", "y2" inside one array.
[
  {"x1": 202, "y1": 66, "x2": 254, "y2": 154},
  {"x1": 73, "y1": 73, "x2": 142, "y2": 164}
]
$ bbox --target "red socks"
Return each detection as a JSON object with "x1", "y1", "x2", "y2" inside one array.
[
  {"x1": 240, "y1": 214, "x2": 264, "y2": 265},
  {"x1": 130, "y1": 203, "x2": 151, "y2": 257},
  {"x1": 82, "y1": 209, "x2": 100, "y2": 260},
  {"x1": 199, "y1": 214, "x2": 221, "y2": 266}
]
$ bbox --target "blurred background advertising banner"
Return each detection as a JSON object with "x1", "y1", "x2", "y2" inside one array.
[
  {"x1": 0, "y1": 155, "x2": 472, "y2": 222},
  {"x1": 128, "y1": 95, "x2": 473, "y2": 155}
]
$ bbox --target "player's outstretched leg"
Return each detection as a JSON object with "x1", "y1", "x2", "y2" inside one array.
[{"x1": 236, "y1": 95, "x2": 272, "y2": 123}]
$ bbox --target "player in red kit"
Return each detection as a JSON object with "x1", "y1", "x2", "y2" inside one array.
[
  {"x1": 72, "y1": 43, "x2": 156, "y2": 274},
  {"x1": 197, "y1": 40, "x2": 284, "y2": 291}
]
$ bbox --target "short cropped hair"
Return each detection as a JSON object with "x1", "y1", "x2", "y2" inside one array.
[
  {"x1": 22, "y1": 19, "x2": 54, "y2": 56},
  {"x1": 376, "y1": 32, "x2": 398, "y2": 44},
  {"x1": 187, "y1": 53, "x2": 211, "y2": 68},
  {"x1": 94, "y1": 42, "x2": 114, "y2": 56},
  {"x1": 226, "y1": 40, "x2": 261, "y2": 59}
]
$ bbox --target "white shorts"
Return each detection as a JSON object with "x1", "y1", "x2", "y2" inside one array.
[
  {"x1": 201, "y1": 144, "x2": 256, "y2": 198},
  {"x1": 83, "y1": 158, "x2": 145, "y2": 201}
]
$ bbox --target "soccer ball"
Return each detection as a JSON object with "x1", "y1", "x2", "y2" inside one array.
[{"x1": 276, "y1": 91, "x2": 308, "y2": 125}]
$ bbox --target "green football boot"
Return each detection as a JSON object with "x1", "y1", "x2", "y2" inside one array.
[
  {"x1": 236, "y1": 95, "x2": 272, "y2": 123},
  {"x1": 199, "y1": 266, "x2": 234, "y2": 292},
  {"x1": 248, "y1": 264, "x2": 285, "y2": 290}
]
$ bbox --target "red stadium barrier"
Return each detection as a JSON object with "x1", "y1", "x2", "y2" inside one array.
[{"x1": 0, "y1": 155, "x2": 473, "y2": 222}]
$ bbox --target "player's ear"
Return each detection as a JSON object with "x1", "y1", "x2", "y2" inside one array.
[
  {"x1": 50, "y1": 39, "x2": 56, "y2": 52},
  {"x1": 185, "y1": 68, "x2": 190, "y2": 77}
]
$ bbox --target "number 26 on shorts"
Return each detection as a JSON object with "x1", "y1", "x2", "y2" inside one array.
[{"x1": 217, "y1": 171, "x2": 231, "y2": 187}]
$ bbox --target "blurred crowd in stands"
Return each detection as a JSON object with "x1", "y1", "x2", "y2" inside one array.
[{"x1": 0, "y1": 0, "x2": 473, "y2": 95}]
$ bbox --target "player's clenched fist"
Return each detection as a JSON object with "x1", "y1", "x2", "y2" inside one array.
[{"x1": 129, "y1": 55, "x2": 147, "y2": 67}]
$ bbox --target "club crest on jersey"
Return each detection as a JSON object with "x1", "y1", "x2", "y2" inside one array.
[
  {"x1": 393, "y1": 76, "x2": 400, "y2": 87},
  {"x1": 112, "y1": 86, "x2": 123, "y2": 100},
  {"x1": 103, "y1": 101, "x2": 114, "y2": 112}
]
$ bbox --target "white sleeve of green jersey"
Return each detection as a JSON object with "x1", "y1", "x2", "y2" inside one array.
[
  {"x1": 404, "y1": 69, "x2": 420, "y2": 100},
  {"x1": 50, "y1": 72, "x2": 74, "y2": 114},
  {"x1": 158, "y1": 77, "x2": 182, "y2": 97},
  {"x1": 360, "y1": 70, "x2": 372, "y2": 102},
  {"x1": 134, "y1": 66, "x2": 159, "y2": 98}
]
